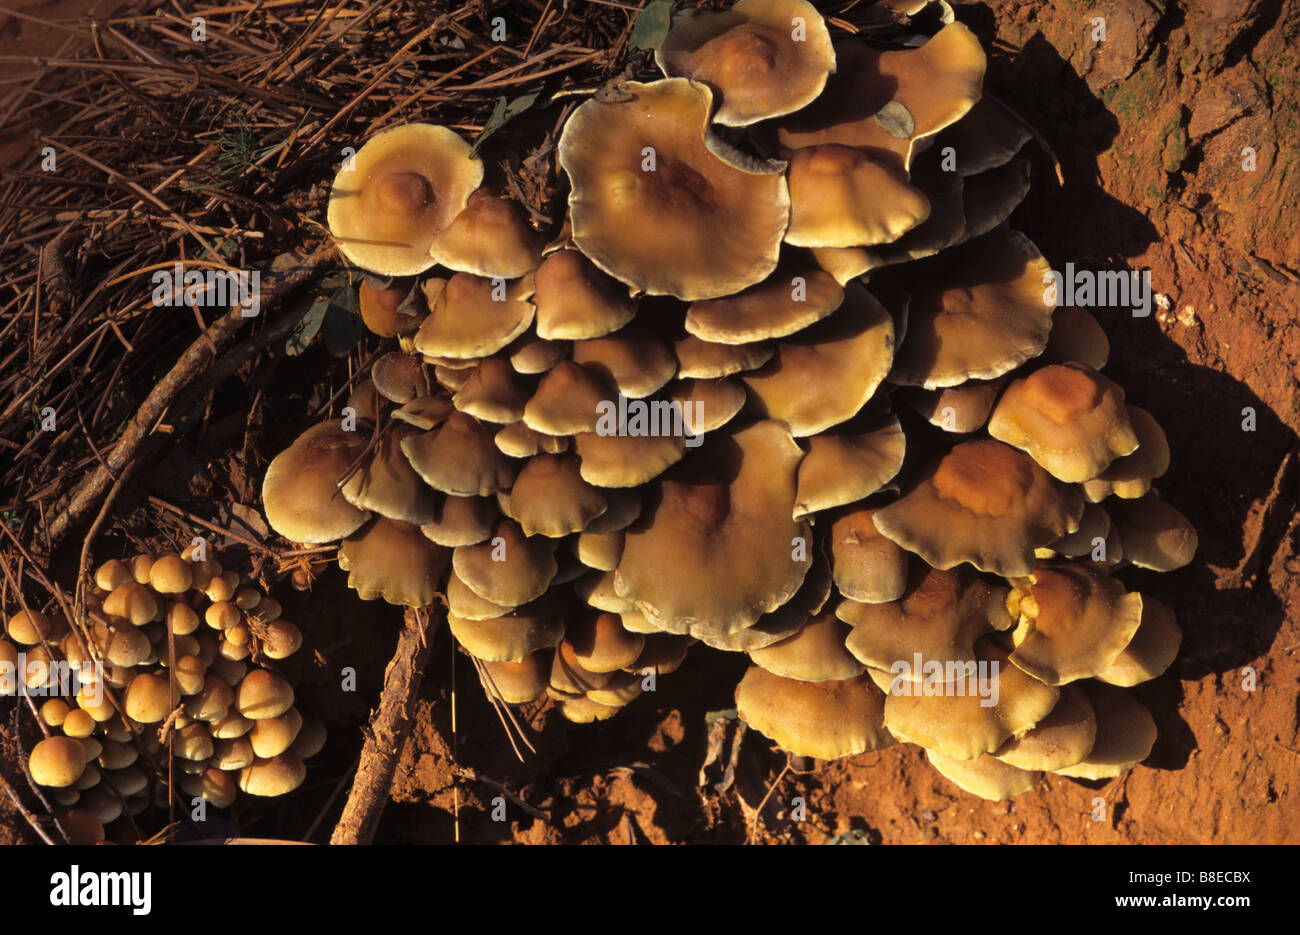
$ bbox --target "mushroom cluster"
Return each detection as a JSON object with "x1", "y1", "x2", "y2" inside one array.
[
  {"x1": 5, "y1": 550, "x2": 324, "y2": 843},
  {"x1": 281, "y1": 0, "x2": 1194, "y2": 801}
]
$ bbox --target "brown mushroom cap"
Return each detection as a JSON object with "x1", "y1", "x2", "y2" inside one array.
[
  {"x1": 508, "y1": 336, "x2": 570, "y2": 374},
  {"x1": 479, "y1": 653, "x2": 550, "y2": 704},
  {"x1": 897, "y1": 377, "x2": 1006, "y2": 433},
  {"x1": 829, "y1": 506, "x2": 909, "y2": 603},
  {"x1": 494, "y1": 422, "x2": 570, "y2": 458},
  {"x1": 30, "y1": 736, "x2": 87, "y2": 788},
  {"x1": 674, "y1": 335, "x2": 774, "y2": 379},
  {"x1": 1107, "y1": 492, "x2": 1197, "y2": 572},
  {"x1": 1036, "y1": 501, "x2": 1112, "y2": 560},
  {"x1": 660, "y1": 377, "x2": 747, "y2": 437},
  {"x1": 420, "y1": 494, "x2": 497, "y2": 547},
  {"x1": 1042, "y1": 305, "x2": 1110, "y2": 370},
  {"x1": 957, "y1": 156, "x2": 1032, "y2": 242},
  {"x1": 5, "y1": 608, "x2": 52, "y2": 645},
  {"x1": 573, "y1": 428, "x2": 686, "y2": 489},
  {"x1": 337, "y1": 517, "x2": 450, "y2": 606},
  {"x1": 504, "y1": 453, "x2": 607, "y2": 538},
  {"x1": 882, "y1": 640, "x2": 1060, "y2": 760},
  {"x1": 449, "y1": 605, "x2": 563, "y2": 662},
  {"x1": 392, "y1": 393, "x2": 455, "y2": 431},
  {"x1": 614, "y1": 420, "x2": 812, "y2": 642},
  {"x1": 124, "y1": 672, "x2": 179, "y2": 723},
  {"x1": 359, "y1": 279, "x2": 422, "y2": 339},
  {"x1": 932, "y1": 95, "x2": 1033, "y2": 177},
  {"x1": 427, "y1": 188, "x2": 543, "y2": 279},
  {"x1": 522, "y1": 361, "x2": 613, "y2": 435},
  {"x1": 149, "y1": 554, "x2": 192, "y2": 594},
  {"x1": 882, "y1": 230, "x2": 1055, "y2": 388},
  {"x1": 447, "y1": 569, "x2": 513, "y2": 619},
  {"x1": 784, "y1": 145, "x2": 930, "y2": 248},
  {"x1": 655, "y1": 0, "x2": 835, "y2": 127},
  {"x1": 560, "y1": 695, "x2": 622, "y2": 723},
  {"x1": 749, "y1": 611, "x2": 864, "y2": 682},
  {"x1": 1006, "y1": 563, "x2": 1144, "y2": 685},
  {"x1": 1097, "y1": 596, "x2": 1181, "y2": 686},
  {"x1": 793, "y1": 415, "x2": 905, "y2": 519},
  {"x1": 572, "y1": 327, "x2": 678, "y2": 400},
  {"x1": 841, "y1": 565, "x2": 1011, "y2": 676},
  {"x1": 873, "y1": 439, "x2": 1083, "y2": 577},
  {"x1": 401, "y1": 411, "x2": 517, "y2": 496},
  {"x1": 1053, "y1": 682, "x2": 1156, "y2": 780},
  {"x1": 327, "y1": 123, "x2": 482, "y2": 276},
  {"x1": 413, "y1": 272, "x2": 535, "y2": 360},
  {"x1": 235, "y1": 669, "x2": 295, "y2": 721},
  {"x1": 573, "y1": 529, "x2": 625, "y2": 571},
  {"x1": 371, "y1": 351, "x2": 428, "y2": 404},
  {"x1": 239, "y1": 754, "x2": 306, "y2": 797},
  {"x1": 1081, "y1": 406, "x2": 1170, "y2": 501},
  {"x1": 735, "y1": 666, "x2": 892, "y2": 759},
  {"x1": 708, "y1": 550, "x2": 833, "y2": 653},
  {"x1": 558, "y1": 78, "x2": 789, "y2": 300},
  {"x1": 567, "y1": 612, "x2": 645, "y2": 673},
  {"x1": 532, "y1": 249, "x2": 636, "y2": 340},
  {"x1": 453, "y1": 357, "x2": 530, "y2": 424},
  {"x1": 989, "y1": 362, "x2": 1139, "y2": 483},
  {"x1": 926, "y1": 750, "x2": 1042, "y2": 801},
  {"x1": 777, "y1": 23, "x2": 986, "y2": 169},
  {"x1": 993, "y1": 683, "x2": 1097, "y2": 771},
  {"x1": 741, "y1": 283, "x2": 894, "y2": 436},
  {"x1": 263, "y1": 420, "x2": 371, "y2": 544},
  {"x1": 341, "y1": 423, "x2": 439, "y2": 525},
  {"x1": 685, "y1": 260, "x2": 844, "y2": 345},
  {"x1": 453, "y1": 519, "x2": 558, "y2": 607}
]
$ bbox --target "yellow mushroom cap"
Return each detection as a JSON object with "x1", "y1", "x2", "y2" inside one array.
[
  {"x1": 741, "y1": 283, "x2": 894, "y2": 436},
  {"x1": 897, "y1": 377, "x2": 1006, "y2": 434},
  {"x1": 522, "y1": 361, "x2": 614, "y2": 435},
  {"x1": 614, "y1": 420, "x2": 812, "y2": 642},
  {"x1": 453, "y1": 520, "x2": 558, "y2": 608},
  {"x1": 925, "y1": 750, "x2": 1042, "y2": 801},
  {"x1": 574, "y1": 529, "x2": 625, "y2": 572},
  {"x1": 235, "y1": 669, "x2": 295, "y2": 720},
  {"x1": 1097, "y1": 596, "x2": 1181, "y2": 686},
  {"x1": 749, "y1": 611, "x2": 864, "y2": 682},
  {"x1": 673, "y1": 335, "x2": 774, "y2": 379},
  {"x1": 370, "y1": 351, "x2": 428, "y2": 405},
  {"x1": 263, "y1": 420, "x2": 371, "y2": 544},
  {"x1": 495, "y1": 422, "x2": 570, "y2": 458},
  {"x1": 508, "y1": 336, "x2": 570, "y2": 375},
  {"x1": 58, "y1": 809, "x2": 106, "y2": 844},
  {"x1": 341, "y1": 423, "x2": 439, "y2": 525},
  {"x1": 532, "y1": 249, "x2": 636, "y2": 340},
  {"x1": 428, "y1": 188, "x2": 543, "y2": 279},
  {"x1": 337, "y1": 517, "x2": 450, "y2": 607},
  {"x1": 449, "y1": 605, "x2": 563, "y2": 662},
  {"x1": 993, "y1": 683, "x2": 1097, "y2": 771},
  {"x1": 248, "y1": 706, "x2": 303, "y2": 759},
  {"x1": 358, "y1": 279, "x2": 422, "y2": 338},
  {"x1": 504, "y1": 453, "x2": 607, "y2": 538},
  {"x1": 629, "y1": 633, "x2": 694, "y2": 674},
  {"x1": 413, "y1": 272, "x2": 535, "y2": 360},
  {"x1": 124, "y1": 672, "x2": 179, "y2": 723},
  {"x1": 479, "y1": 653, "x2": 550, "y2": 704},
  {"x1": 660, "y1": 377, "x2": 747, "y2": 436},
  {"x1": 685, "y1": 260, "x2": 844, "y2": 345},
  {"x1": 793, "y1": 415, "x2": 905, "y2": 519},
  {"x1": 447, "y1": 568, "x2": 512, "y2": 619},
  {"x1": 1042, "y1": 305, "x2": 1110, "y2": 370},
  {"x1": 420, "y1": 494, "x2": 497, "y2": 547},
  {"x1": 183, "y1": 767, "x2": 238, "y2": 808},
  {"x1": 989, "y1": 362, "x2": 1140, "y2": 483},
  {"x1": 148, "y1": 554, "x2": 192, "y2": 594},
  {"x1": 784, "y1": 144, "x2": 930, "y2": 248},
  {"x1": 572, "y1": 326, "x2": 678, "y2": 399},
  {"x1": 558, "y1": 78, "x2": 789, "y2": 300},
  {"x1": 1052, "y1": 682, "x2": 1156, "y2": 780},
  {"x1": 573, "y1": 429, "x2": 686, "y2": 489},
  {"x1": 5, "y1": 608, "x2": 52, "y2": 645},
  {"x1": 1108, "y1": 492, "x2": 1197, "y2": 572},
  {"x1": 93, "y1": 559, "x2": 133, "y2": 592},
  {"x1": 401, "y1": 411, "x2": 517, "y2": 497},
  {"x1": 1081, "y1": 406, "x2": 1170, "y2": 501},
  {"x1": 560, "y1": 695, "x2": 622, "y2": 723},
  {"x1": 102, "y1": 582, "x2": 160, "y2": 626},
  {"x1": 327, "y1": 123, "x2": 482, "y2": 276},
  {"x1": 655, "y1": 0, "x2": 835, "y2": 127},
  {"x1": 829, "y1": 506, "x2": 909, "y2": 604},
  {"x1": 873, "y1": 439, "x2": 1083, "y2": 578},
  {"x1": 453, "y1": 358, "x2": 530, "y2": 424},
  {"x1": 1007, "y1": 563, "x2": 1145, "y2": 685},
  {"x1": 30, "y1": 736, "x2": 88, "y2": 788},
  {"x1": 735, "y1": 666, "x2": 892, "y2": 759},
  {"x1": 567, "y1": 613, "x2": 645, "y2": 673},
  {"x1": 239, "y1": 754, "x2": 307, "y2": 797},
  {"x1": 708, "y1": 550, "x2": 832, "y2": 652}
]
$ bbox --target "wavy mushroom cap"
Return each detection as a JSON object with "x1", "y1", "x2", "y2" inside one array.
[
  {"x1": 262, "y1": 420, "x2": 371, "y2": 544},
  {"x1": 1007, "y1": 563, "x2": 1144, "y2": 685},
  {"x1": 883, "y1": 230, "x2": 1055, "y2": 388},
  {"x1": 1081, "y1": 406, "x2": 1170, "y2": 501},
  {"x1": 522, "y1": 361, "x2": 613, "y2": 435},
  {"x1": 685, "y1": 260, "x2": 844, "y2": 344},
  {"x1": 899, "y1": 377, "x2": 1006, "y2": 434},
  {"x1": 673, "y1": 334, "x2": 774, "y2": 378},
  {"x1": 573, "y1": 430, "x2": 686, "y2": 489},
  {"x1": 992, "y1": 683, "x2": 1097, "y2": 771},
  {"x1": 829, "y1": 506, "x2": 909, "y2": 603},
  {"x1": 655, "y1": 0, "x2": 835, "y2": 126},
  {"x1": 495, "y1": 422, "x2": 569, "y2": 458},
  {"x1": 873, "y1": 439, "x2": 1083, "y2": 578},
  {"x1": 1052, "y1": 681, "x2": 1156, "y2": 780},
  {"x1": 453, "y1": 358, "x2": 530, "y2": 424},
  {"x1": 1097, "y1": 596, "x2": 1181, "y2": 686},
  {"x1": 735, "y1": 666, "x2": 892, "y2": 759},
  {"x1": 327, "y1": 123, "x2": 482, "y2": 276},
  {"x1": 453, "y1": 520, "x2": 558, "y2": 607},
  {"x1": 926, "y1": 750, "x2": 1042, "y2": 801},
  {"x1": 749, "y1": 611, "x2": 864, "y2": 682},
  {"x1": 613, "y1": 420, "x2": 811, "y2": 642},
  {"x1": 413, "y1": 272, "x2": 535, "y2": 360},
  {"x1": 504, "y1": 453, "x2": 608, "y2": 538},
  {"x1": 1042, "y1": 305, "x2": 1110, "y2": 370},
  {"x1": 708, "y1": 551, "x2": 832, "y2": 652},
  {"x1": 777, "y1": 23, "x2": 986, "y2": 169},
  {"x1": 1108, "y1": 492, "x2": 1197, "y2": 571},
  {"x1": 448, "y1": 606, "x2": 563, "y2": 662},
  {"x1": 784, "y1": 145, "x2": 930, "y2": 248},
  {"x1": 741, "y1": 283, "x2": 894, "y2": 436},
  {"x1": 401, "y1": 411, "x2": 517, "y2": 497},
  {"x1": 447, "y1": 569, "x2": 512, "y2": 619},
  {"x1": 428, "y1": 188, "x2": 543, "y2": 279},
  {"x1": 340, "y1": 423, "x2": 439, "y2": 525},
  {"x1": 392, "y1": 393, "x2": 454, "y2": 431},
  {"x1": 793, "y1": 415, "x2": 905, "y2": 519},
  {"x1": 989, "y1": 362, "x2": 1139, "y2": 483},
  {"x1": 558, "y1": 78, "x2": 789, "y2": 300},
  {"x1": 533, "y1": 249, "x2": 636, "y2": 340},
  {"x1": 420, "y1": 494, "x2": 496, "y2": 547},
  {"x1": 572, "y1": 326, "x2": 678, "y2": 399},
  {"x1": 337, "y1": 517, "x2": 450, "y2": 606},
  {"x1": 958, "y1": 156, "x2": 1032, "y2": 242}
]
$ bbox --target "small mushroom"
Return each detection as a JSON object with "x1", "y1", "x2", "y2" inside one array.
[
  {"x1": 337, "y1": 517, "x2": 450, "y2": 606},
  {"x1": 793, "y1": 415, "x2": 905, "y2": 518},
  {"x1": 783, "y1": 145, "x2": 930, "y2": 248},
  {"x1": 749, "y1": 611, "x2": 864, "y2": 682},
  {"x1": 1097, "y1": 596, "x2": 1182, "y2": 686},
  {"x1": 262, "y1": 420, "x2": 371, "y2": 544},
  {"x1": 735, "y1": 666, "x2": 892, "y2": 759},
  {"x1": 413, "y1": 272, "x2": 536, "y2": 360},
  {"x1": 828, "y1": 506, "x2": 909, "y2": 604},
  {"x1": 532, "y1": 249, "x2": 636, "y2": 340},
  {"x1": 925, "y1": 750, "x2": 1042, "y2": 801},
  {"x1": 427, "y1": 189, "x2": 543, "y2": 279},
  {"x1": 1107, "y1": 492, "x2": 1197, "y2": 572},
  {"x1": 1052, "y1": 682, "x2": 1156, "y2": 780},
  {"x1": 993, "y1": 684, "x2": 1097, "y2": 771},
  {"x1": 503, "y1": 454, "x2": 608, "y2": 538}
]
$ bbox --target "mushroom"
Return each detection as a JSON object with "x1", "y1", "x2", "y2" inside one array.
[
  {"x1": 897, "y1": 377, "x2": 1006, "y2": 433},
  {"x1": 503, "y1": 454, "x2": 608, "y2": 538},
  {"x1": 1041, "y1": 306, "x2": 1110, "y2": 370},
  {"x1": 685, "y1": 259, "x2": 844, "y2": 345},
  {"x1": 828, "y1": 506, "x2": 909, "y2": 604},
  {"x1": 452, "y1": 520, "x2": 558, "y2": 608},
  {"x1": 238, "y1": 754, "x2": 306, "y2": 797},
  {"x1": 749, "y1": 611, "x2": 864, "y2": 682},
  {"x1": 29, "y1": 736, "x2": 87, "y2": 788},
  {"x1": 327, "y1": 123, "x2": 482, "y2": 276},
  {"x1": 522, "y1": 361, "x2": 613, "y2": 436},
  {"x1": 262, "y1": 420, "x2": 371, "y2": 544},
  {"x1": 783, "y1": 145, "x2": 930, "y2": 248},
  {"x1": 234, "y1": 669, "x2": 294, "y2": 720},
  {"x1": 993, "y1": 684, "x2": 1097, "y2": 771},
  {"x1": 735, "y1": 666, "x2": 892, "y2": 759},
  {"x1": 793, "y1": 415, "x2": 905, "y2": 519},
  {"x1": 427, "y1": 189, "x2": 543, "y2": 279},
  {"x1": 572, "y1": 325, "x2": 678, "y2": 399},
  {"x1": 340, "y1": 423, "x2": 439, "y2": 525},
  {"x1": 558, "y1": 78, "x2": 789, "y2": 300},
  {"x1": 1097, "y1": 597, "x2": 1182, "y2": 686},
  {"x1": 413, "y1": 272, "x2": 535, "y2": 360},
  {"x1": 925, "y1": 750, "x2": 1042, "y2": 801},
  {"x1": 337, "y1": 517, "x2": 450, "y2": 606},
  {"x1": 452, "y1": 358, "x2": 530, "y2": 424},
  {"x1": 359, "y1": 279, "x2": 422, "y2": 338},
  {"x1": 673, "y1": 335, "x2": 773, "y2": 379},
  {"x1": 1052, "y1": 682, "x2": 1156, "y2": 780},
  {"x1": 1080, "y1": 406, "x2": 1170, "y2": 501},
  {"x1": 479, "y1": 654, "x2": 550, "y2": 704},
  {"x1": 401, "y1": 411, "x2": 517, "y2": 497},
  {"x1": 1107, "y1": 492, "x2": 1197, "y2": 571},
  {"x1": 420, "y1": 494, "x2": 497, "y2": 547},
  {"x1": 532, "y1": 249, "x2": 636, "y2": 340},
  {"x1": 572, "y1": 430, "x2": 686, "y2": 489},
  {"x1": 448, "y1": 605, "x2": 563, "y2": 662}
]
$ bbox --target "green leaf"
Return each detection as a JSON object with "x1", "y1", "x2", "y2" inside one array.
[
  {"x1": 631, "y1": 0, "x2": 674, "y2": 51},
  {"x1": 322, "y1": 290, "x2": 364, "y2": 355},
  {"x1": 705, "y1": 707, "x2": 738, "y2": 723},
  {"x1": 825, "y1": 830, "x2": 872, "y2": 845},
  {"x1": 285, "y1": 295, "x2": 330, "y2": 356},
  {"x1": 873, "y1": 100, "x2": 915, "y2": 139},
  {"x1": 470, "y1": 91, "x2": 542, "y2": 157}
]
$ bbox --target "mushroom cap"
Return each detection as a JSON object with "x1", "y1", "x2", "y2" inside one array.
[
  {"x1": 749, "y1": 610, "x2": 864, "y2": 682},
  {"x1": 427, "y1": 189, "x2": 543, "y2": 279},
  {"x1": 1037, "y1": 501, "x2": 1111, "y2": 560},
  {"x1": 508, "y1": 336, "x2": 571, "y2": 374},
  {"x1": 614, "y1": 420, "x2": 812, "y2": 641},
  {"x1": 661, "y1": 377, "x2": 747, "y2": 436},
  {"x1": 149, "y1": 554, "x2": 192, "y2": 594},
  {"x1": 810, "y1": 245, "x2": 883, "y2": 286},
  {"x1": 124, "y1": 672, "x2": 178, "y2": 723},
  {"x1": 993, "y1": 683, "x2": 1097, "y2": 771},
  {"x1": 327, "y1": 123, "x2": 482, "y2": 276},
  {"x1": 829, "y1": 506, "x2": 909, "y2": 603},
  {"x1": 495, "y1": 422, "x2": 570, "y2": 458},
  {"x1": 708, "y1": 550, "x2": 833, "y2": 652},
  {"x1": 558, "y1": 78, "x2": 789, "y2": 300},
  {"x1": 1081, "y1": 406, "x2": 1170, "y2": 501},
  {"x1": 776, "y1": 23, "x2": 986, "y2": 169},
  {"x1": 341, "y1": 423, "x2": 439, "y2": 525},
  {"x1": 248, "y1": 706, "x2": 303, "y2": 759},
  {"x1": 182, "y1": 767, "x2": 238, "y2": 808},
  {"x1": 882, "y1": 640, "x2": 1060, "y2": 760},
  {"x1": 1097, "y1": 596, "x2": 1181, "y2": 686},
  {"x1": 550, "y1": 641, "x2": 613, "y2": 694},
  {"x1": 479, "y1": 653, "x2": 550, "y2": 704},
  {"x1": 449, "y1": 605, "x2": 563, "y2": 662},
  {"x1": 420, "y1": 494, "x2": 497, "y2": 547},
  {"x1": 533, "y1": 249, "x2": 636, "y2": 340},
  {"x1": 925, "y1": 750, "x2": 1042, "y2": 801},
  {"x1": 1052, "y1": 682, "x2": 1156, "y2": 780},
  {"x1": 573, "y1": 428, "x2": 686, "y2": 488},
  {"x1": 989, "y1": 362, "x2": 1140, "y2": 483},
  {"x1": 573, "y1": 327, "x2": 678, "y2": 400},
  {"x1": 453, "y1": 519, "x2": 558, "y2": 607},
  {"x1": 784, "y1": 144, "x2": 930, "y2": 248},
  {"x1": 1042, "y1": 305, "x2": 1110, "y2": 370},
  {"x1": 585, "y1": 668, "x2": 646, "y2": 707},
  {"x1": 235, "y1": 669, "x2": 295, "y2": 720},
  {"x1": 5, "y1": 608, "x2": 52, "y2": 645},
  {"x1": 263, "y1": 420, "x2": 371, "y2": 544},
  {"x1": 882, "y1": 230, "x2": 1055, "y2": 388},
  {"x1": 337, "y1": 517, "x2": 450, "y2": 607},
  {"x1": 413, "y1": 272, "x2": 535, "y2": 360},
  {"x1": 574, "y1": 529, "x2": 625, "y2": 571},
  {"x1": 629, "y1": 633, "x2": 695, "y2": 674},
  {"x1": 238, "y1": 754, "x2": 306, "y2": 797},
  {"x1": 504, "y1": 453, "x2": 608, "y2": 537},
  {"x1": 560, "y1": 695, "x2": 622, "y2": 723},
  {"x1": 358, "y1": 279, "x2": 422, "y2": 339},
  {"x1": 371, "y1": 351, "x2": 428, "y2": 404},
  {"x1": 1007, "y1": 563, "x2": 1145, "y2": 685},
  {"x1": 741, "y1": 283, "x2": 894, "y2": 436},
  {"x1": 401, "y1": 411, "x2": 517, "y2": 497},
  {"x1": 567, "y1": 612, "x2": 645, "y2": 673},
  {"x1": 522, "y1": 361, "x2": 613, "y2": 435},
  {"x1": 841, "y1": 566, "x2": 1011, "y2": 677},
  {"x1": 897, "y1": 377, "x2": 1006, "y2": 433},
  {"x1": 872, "y1": 439, "x2": 1084, "y2": 578},
  {"x1": 686, "y1": 260, "x2": 844, "y2": 345},
  {"x1": 453, "y1": 358, "x2": 530, "y2": 424},
  {"x1": 932, "y1": 95, "x2": 1033, "y2": 177},
  {"x1": 447, "y1": 569, "x2": 513, "y2": 619},
  {"x1": 674, "y1": 335, "x2": 774, "y2": 379},
  {"x1": 392, "y1": 393, "x2": 455, "y2": 431},
  {"x1": 655, "y1": 0, "x2": 835, "y2": 126},
  {"x1": 575, "y1": 569, "x2": 636, "y2": 614},
  {"x1": 29, "y1": 736, "x2": 87, "y2": 788},
  {"x1": 735, "y1": 666, "x2": 892, "y2": 759},
  {"x1": 957, "y1": 155, "x2": 1032, "y2": 242},
  {"x1": 793, "y1": 415, "x2": 905, "y2": 519},
  {"x1": 1107, "y1": 492, "x2": 1197, "y2": 571}
]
